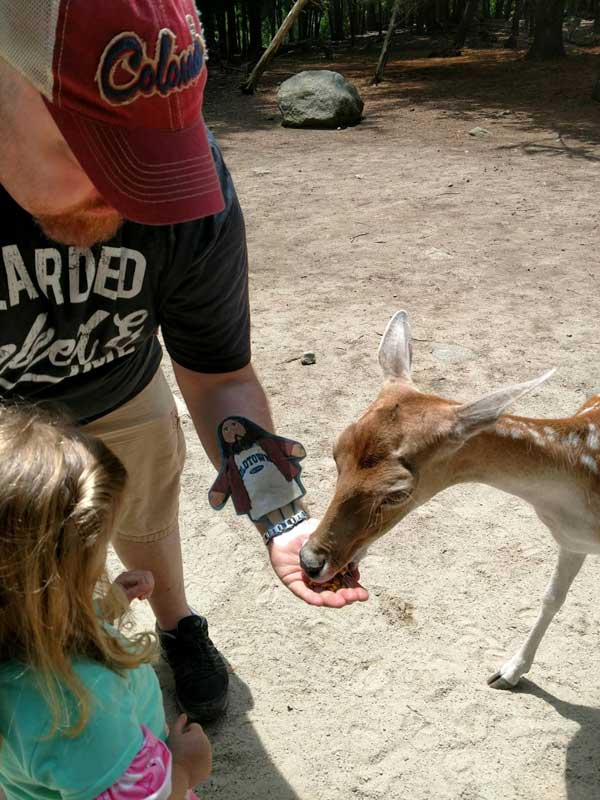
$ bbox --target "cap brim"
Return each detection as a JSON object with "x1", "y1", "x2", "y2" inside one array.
[{"x1": 44, "y1": 101, "x2": 225, "y2": 226}]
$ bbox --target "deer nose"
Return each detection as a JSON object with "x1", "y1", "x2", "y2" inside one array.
[{"x1": 299, "y1": 544, "x2": 326, "y2": 579}]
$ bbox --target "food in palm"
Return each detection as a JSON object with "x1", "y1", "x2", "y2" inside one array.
[{"x1": 304, "y1": 564, "x2": 356, "y2": 592}]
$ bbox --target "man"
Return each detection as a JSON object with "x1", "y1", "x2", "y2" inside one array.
[{"x1": 0, "y1": 0, "x2": 367, "y2": 724}]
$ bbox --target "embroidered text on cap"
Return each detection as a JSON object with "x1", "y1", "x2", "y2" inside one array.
[{"x1": 95, "y1": 15, "x2": 207, "y2": 106}]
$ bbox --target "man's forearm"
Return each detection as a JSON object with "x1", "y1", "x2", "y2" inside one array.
[{"x1": 171, "y1": 361, "x2": 274, "y2": 468}]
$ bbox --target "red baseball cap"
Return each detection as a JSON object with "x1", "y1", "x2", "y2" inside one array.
[{"x1": 0, "y1": 0, "x2": 225, "y2": 225}]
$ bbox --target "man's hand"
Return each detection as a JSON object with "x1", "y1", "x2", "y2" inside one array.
[{"x1": 268, "y1": 519, "x2": 369, "y2": 608}]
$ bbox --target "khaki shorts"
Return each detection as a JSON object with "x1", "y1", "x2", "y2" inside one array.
[{"x1": 82, "y1": 369, "x2": 187, "y2": 543}]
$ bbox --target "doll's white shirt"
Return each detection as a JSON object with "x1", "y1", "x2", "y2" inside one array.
[{"x1": 234, "y1": 443, "x2": 302, "y2": 521}]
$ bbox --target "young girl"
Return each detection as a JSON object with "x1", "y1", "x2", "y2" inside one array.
[{"x1": 0, "y1": 405, "x2": 211, "y2": 800}]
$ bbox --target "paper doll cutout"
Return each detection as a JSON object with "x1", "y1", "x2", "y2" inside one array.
[{"x1": 209, "y1": 416, "x2": 307, "y2": 526}]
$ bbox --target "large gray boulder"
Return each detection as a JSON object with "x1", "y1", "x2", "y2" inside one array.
[{"x1": 276, "y1": 70, "x2": 364, "y2": 129}]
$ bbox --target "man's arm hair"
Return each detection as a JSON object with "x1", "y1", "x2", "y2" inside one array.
[{"x1": 171, "y1": 360, "x2": 273, "y2": 469}]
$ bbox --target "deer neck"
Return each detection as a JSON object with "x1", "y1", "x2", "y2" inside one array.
[{"x1": 445, "y1": 414, "x2": 599, "y2": 510}]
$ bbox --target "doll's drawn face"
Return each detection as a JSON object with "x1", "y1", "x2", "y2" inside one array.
[{"x1": 222, "y1": 419, "x2": 247, "y2": 444}]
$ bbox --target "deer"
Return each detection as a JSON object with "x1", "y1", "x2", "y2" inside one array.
[{"x1": 299, "y1": 311, "x2": 600, "y2": 689}]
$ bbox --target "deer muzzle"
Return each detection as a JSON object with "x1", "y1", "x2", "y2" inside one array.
[{"x1": 299, "y1": 541, "x2": 330, "y2": 581}]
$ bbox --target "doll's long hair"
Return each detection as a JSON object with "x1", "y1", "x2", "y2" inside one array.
[
  {"x1": 0, "y1": 404, "x2": 155, "y2": 740},
  {"x1": 217, "y1": 415, "x2": 270, "y2": 457}
]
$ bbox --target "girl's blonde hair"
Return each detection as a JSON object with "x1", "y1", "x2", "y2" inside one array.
[{"x1": 0, "y1": 404, "x2": 155, "y2": 738}]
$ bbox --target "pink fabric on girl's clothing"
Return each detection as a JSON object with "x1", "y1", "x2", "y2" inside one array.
[{"x1": 95, "y1": 726, "x2": 196, "y2": 800}]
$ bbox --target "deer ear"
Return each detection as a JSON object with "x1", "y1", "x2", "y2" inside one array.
[
  {"x1": 378, "y1": 311, "x2": 413, "y2": 381},
  {"x1": 453, "y1": 369, "x2": 556, "y2": 439}
]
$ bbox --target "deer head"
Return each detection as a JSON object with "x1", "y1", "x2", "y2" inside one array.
[{"x1": 299, "y1": 311, "x2": 554, "y2": 582}]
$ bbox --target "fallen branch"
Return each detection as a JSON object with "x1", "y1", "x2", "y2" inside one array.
[
  {"x1": 372, "y1": 0, "x2": 403, "y2": 85},
  {"x1": 241, "y1": 0, "x2": 312, "y2": 95}
]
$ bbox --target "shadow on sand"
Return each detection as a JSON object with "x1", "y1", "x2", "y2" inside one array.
[
  {"x1": 156, "y1": 659, "x2": 301, "y2": 800},
  {"x1": 516, "y1": 679, "x2": 600, "y2": 800}
]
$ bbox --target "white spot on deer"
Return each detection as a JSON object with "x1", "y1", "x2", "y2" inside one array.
[
  {"x1": 498, "y1": 421, "x2": 549, "y2": 447},
  {"x1": 497, "y1": 421, "x2": 524, "y2": 440},
  {"x1": 508, "y1": 427, "x2": 524, "y2": 440},
  {"x1": 527, "y1": 426, "x2": 545, "y2": 445},
  {"x1": 586, "y1": 424, "x2": 599, "y2": 450},
  {"x1": 580, "y1": 454, "x2": 598, "y2": 474},
  {"x1": 543, "y1": 426, "x2": 558, "y2": 442},
  {"x1": 564, "y1": 432, "x2": 580, "y2": 449}
]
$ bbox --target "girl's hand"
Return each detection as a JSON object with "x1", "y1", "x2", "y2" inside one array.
[
  {"x1": 113, "y1": 570, "x2": 155, "y2": 602},
  {"x1": 168, "y1": 713, "x2": 212, "y2": 787}
]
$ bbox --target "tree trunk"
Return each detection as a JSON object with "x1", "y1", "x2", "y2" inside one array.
[
  {"x1": 366, "y1": 0, "x2": 375, "y2": 29},
  {"x1": 298, "y1": 6, "x2": 308, "y2": 39},
  {"x1": 226, "y1": 0, "x2": 237, "y2": 58},
  {"x1": 373, "y1": 0, "x2": 402, "y2": 84},
  {"x1": 454, "y1": 0, "x2": 480, "y2": 47},
  {"x1": 241, "y1": 0, "x2": 312, "y2": 93},
  {"x1": 453, "y1": 0, "x2": 466, "y2": 23},
  {"x1": 241, "y1": 2, "x2": 248, "y2": 56},
  {"x1": 593, "y1": 68, "x2": 600, "y2": 101},
  {"x1": 525, "y1": 0, "x2": 536, "y2": 36},
  {"x1": 425, "y1": 0, "x2": 441, "y2": 32},
  {"x1": 216, "y1": 4, "x2": 228, "y2": 58},
  {"x1": 196, "y1": 0, "x2": 217, "y2": 56},
  {"x1": 331, "y1": 0, "x2": 345, "y2": 39},
  {"x1": 416, "y1": 3, "x2": 426, "y2": 34},
  {"x1": 527, "y1": 0, "x2": 565, "y2": 58},
  {"x1": 594, "y1": 0, "x2": 600, "y2": 32},
  {"x1": 247, "y1": 0, "x2": 263, "y2": 57},
  {"x1": 437, "y1": 0, "x2": 450, "y2": 28},
  {"x1": 349, "y1": 0, "x2": 356, "y2": 45},
  {"x1": 268, "y1": 3, "x2": 277, "y2": 38},
  {"x1": 505, "y1": 0, "x2": 521, "y2": 46},
  {"x1": 314, "y1": 11, "x2": 323, "y2": 38},
  {"x1": 512, "y1": 0, "x2": 521, "y2": 35}
]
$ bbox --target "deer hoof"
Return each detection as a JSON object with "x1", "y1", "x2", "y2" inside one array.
[{"x1": 486, "y1": 670, "x2": 520, "y2": 690}]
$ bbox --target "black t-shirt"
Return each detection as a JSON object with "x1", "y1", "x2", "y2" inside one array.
[{"x1": 0, "y1": 136, "x2": 250, "y2": 423}]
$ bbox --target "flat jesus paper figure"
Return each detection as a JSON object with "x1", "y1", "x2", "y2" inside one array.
[{"x1": 208, "y1": 416, "x2": 307, "y2": 526}]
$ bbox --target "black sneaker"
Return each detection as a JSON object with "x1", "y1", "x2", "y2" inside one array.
[{"x1": 158, "y1": 615, "x2": 229, "y2": 723}]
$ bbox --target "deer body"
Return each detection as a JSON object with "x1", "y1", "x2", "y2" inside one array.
[
  {"x1": 452, "y1": 412, "x2": 600, "y2": 553},
  {"x1": 300, "y1": 312, "x2": 600, "y2": 689}
]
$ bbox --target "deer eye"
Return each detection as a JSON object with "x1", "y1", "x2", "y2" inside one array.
[
  {"x1": 382, "y1": 489, "x2": 410, "y2": 507},
  {"x1": 382, "y1": 475, "x2": 413, "y2": 504}
]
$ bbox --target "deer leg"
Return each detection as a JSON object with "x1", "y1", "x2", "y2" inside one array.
[{"x1": 487, "y1": 547, "x2": 585, "y2": 690}]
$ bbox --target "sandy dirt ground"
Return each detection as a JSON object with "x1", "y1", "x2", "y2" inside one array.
[{"x1": 111, "y1": 40, "x2": 600, "y2": 800}]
